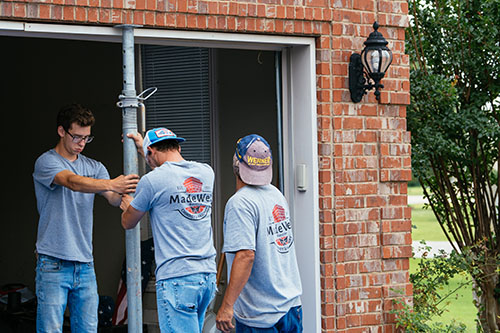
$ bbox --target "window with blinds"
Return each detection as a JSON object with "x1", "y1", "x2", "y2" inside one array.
[{"x1": 141, "y1": 45, "x2": 212, "y2": 165}]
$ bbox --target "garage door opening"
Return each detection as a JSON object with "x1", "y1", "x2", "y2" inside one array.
[{"x1": 0, "y1": 24, "x2": 320, "y2": 332}]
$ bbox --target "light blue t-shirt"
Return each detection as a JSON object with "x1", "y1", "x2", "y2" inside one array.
[
  {"x1": 223, "y1": 185, "x2": 302, "y2": 328},
  {"x1": 33, "y1": 149, "x2": 110, "y2": 262},
  {"x1": 131, "y1": 160, "x2": 217, "y2": 281}
]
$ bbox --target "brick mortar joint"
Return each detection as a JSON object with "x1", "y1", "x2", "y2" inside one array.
[
  {"x1": 0, "y1": 16, "x2": 326, "y2": 37},
  {"x1": 8, "y1": 3, "x2": 333, "y2": 21},
  {"x1": 4, "y1": 3, "x2": 410, "y2": 24}
]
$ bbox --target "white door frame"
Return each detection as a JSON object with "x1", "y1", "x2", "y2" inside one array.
[{"x1": 0, "y1": 20, "x2": 321, "y2": 332}]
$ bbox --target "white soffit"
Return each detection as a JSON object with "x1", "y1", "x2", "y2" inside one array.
[{"x1": 0, "y1": 21, "x2": 314, "y2": 50}]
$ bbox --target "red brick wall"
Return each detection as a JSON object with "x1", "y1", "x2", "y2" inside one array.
[{"x1": 1, "y1": 0, "x2": 411, "y2": 331}]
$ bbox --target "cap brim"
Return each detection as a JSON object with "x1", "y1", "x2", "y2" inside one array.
[{"x1": 239, "y1": 162, "x2": 272, "y2": 186}]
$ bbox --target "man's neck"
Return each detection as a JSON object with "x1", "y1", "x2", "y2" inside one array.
[
  {"x1": 54, "y1": 142, "x2": 78, "y2": 162},
  {"x1": 155, "y1": 150, "x2": 184, "y2": 165},
  {"x1": 236, "y1": 176, "x2": 247, "y2": 191}
]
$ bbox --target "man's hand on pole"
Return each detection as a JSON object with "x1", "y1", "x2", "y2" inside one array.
[
  {"x1": 110, "y1": 174, "x2": 139, "y2": 194},
  {"x1": 120, "y1": 194, "x2": 133, "y2": 212},
  {"x1": 127, "y1": 132, "x2": 144, "y2": 157}
]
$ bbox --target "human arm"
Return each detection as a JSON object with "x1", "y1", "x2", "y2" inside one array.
[
  {"x1": 126, "y1": 132, "x2": 160, "y2": 169},
  {"x1": 53, "y1": 170, "x2": 139, "y2": 207},
  {"x1": 126, "y1": 132, "x2": 145, "y2": 158},
  {"x1": 54, "y1": 170, "x2": 139, "y2": 194},
  {"x1": 216, "y1": 250, "x2": 255, "y2": 332},
  {"x1": 120, "y1": 194, "x2": 146, "y2": 229},
  {"x1": 101, "y1": 191, "x2": 122, "y2": 207}
]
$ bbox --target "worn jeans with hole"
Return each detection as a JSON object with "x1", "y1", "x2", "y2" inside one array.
[
  {"x1": 36, "y1": 254, "x2": 98, "y2": 333},
  {"x1": 156, "y1": 273, "x2": 217, "y2": 333},
  {"x1": 235, "y1": 306, "x2": 303, "y2": 333}
]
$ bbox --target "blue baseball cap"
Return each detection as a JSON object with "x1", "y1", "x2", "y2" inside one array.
[
  {"x1": 235, "y1": 134, "x2": 272, "y2": 185},
  {"x1": 143, "y1": 127, "x2": 185, "y2": 156}
]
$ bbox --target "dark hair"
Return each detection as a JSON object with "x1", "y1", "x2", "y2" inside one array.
[
  {"x1": 57, "y1": 104, "x2": 95, "y2": 131},
  {"x1": 151, "y1": 139, "x2": 180, "y2": 152},
  {"x1": 232, "y1": 153, "x2": 240, "y2": 176}
]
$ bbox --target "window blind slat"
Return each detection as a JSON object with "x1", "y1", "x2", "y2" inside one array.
[{"x1": 141, "y1": 45, "x2": 211, "y2": 165}]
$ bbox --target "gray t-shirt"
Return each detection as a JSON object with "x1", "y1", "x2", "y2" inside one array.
[
  {"x1": 33, "y1": 149, "x2": 110, "y2": 262},
  {"x1": 131, "y1": 160, "x2": 217, "y2": 281},
  {"x1": 223, "y1": 184, "x2": 302, "y2": 328}
]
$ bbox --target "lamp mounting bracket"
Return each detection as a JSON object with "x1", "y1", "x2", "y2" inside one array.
[{"x1": 349, "y1": 53, "x2": 372, "y2": 103}]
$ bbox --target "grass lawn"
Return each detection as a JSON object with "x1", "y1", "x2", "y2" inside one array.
[
  {"x1": 408, "y1": 185, "x2": 448, "y2": 242},
  {"x1": 408, "y1": 185, "x2": 425, "y2": 196},
  {"x1": 410, "y1": 258, "x2": 477, "y2": 331},
  {"x1": 410, "y1": 203, "x2": 447, "y2": 241},
  {"x1": 408, "y1": 186, "x2": 477, "y2": 331}
]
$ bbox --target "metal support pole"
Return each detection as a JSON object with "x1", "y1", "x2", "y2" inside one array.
[{"x1": 118, "y1": 24, "x2": 142, "y2": 333}]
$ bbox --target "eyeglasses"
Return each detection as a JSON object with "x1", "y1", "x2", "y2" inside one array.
[{"x1": 65, "y1": 129, "x2": 94, "y2": 144}]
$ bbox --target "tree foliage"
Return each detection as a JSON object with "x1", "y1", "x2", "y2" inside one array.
[{"x1": 406, "y1": 0, "x2": 500, "y2": 331}]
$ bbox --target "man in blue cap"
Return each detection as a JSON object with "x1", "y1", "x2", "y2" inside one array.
[
  {"x1": 120, "y1": 128, "x2": 217, "y2": 333},
  {"x1": 216, "y1": 134, "x2": 303, "y2": 333}
]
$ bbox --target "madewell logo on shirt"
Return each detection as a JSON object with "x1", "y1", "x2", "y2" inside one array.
[
  {"x1": 267, "y1": 204, "x2": 294, "y2": 253},
  {"x1": 169, "y1": 177, "x2": 212, "y2": 220}
]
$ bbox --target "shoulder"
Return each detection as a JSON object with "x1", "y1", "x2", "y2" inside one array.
[
  {"x1": 199, "y1": 161, "x2": 213, "y2": 170},
  {"x1": 35, "y1": 150, "x2": 61, "y2": 168},
  {"x1": 135, "y1": 175, "x2": 154, "y2": 196},
  {"x1": 227, "y1": 187, "x2": 254, "y2": 208},
  {"x1": 184, "y1": 161, "x2": 215, "y2": 180},
  {"x1": 138, "y1": 171, "x2": 154, "y2": 185},
  {"x1": 78, "y1": 154, "x2": 99, "y2": 165},
  {"x1": 79, "y1": 154, "x2": 106, "y2": 169},
  {"x1": 232, "y1": 185, "x2": 286, "y2": 208},
  {"x1": 36, "y1": 149, "x2": 57, "y2": 162},
  {"x1": 189, "y1": 161, "x2": 214, "y2": 174},
  {"x1": 265, "y1": 185, "x2": 288, "y2": 203},
  {"x1": 267, "y1": 184, "x2": 284, "y2": 195},
  {"x1": 139, "y1": 171, "x2": 158, "y2": 188}
]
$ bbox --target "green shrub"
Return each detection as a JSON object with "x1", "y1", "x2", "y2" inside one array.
[{"x1": 391, "y1": 242, "x2": 473, "y2": 332}]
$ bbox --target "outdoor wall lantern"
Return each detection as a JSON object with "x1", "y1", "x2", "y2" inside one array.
[{"x1": 349, "y1": 22, "x2": 393, "y2": 103}]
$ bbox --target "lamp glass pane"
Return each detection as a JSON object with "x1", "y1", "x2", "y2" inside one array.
[
  {"x1": 370, "y1": 50, "x2": 381, "y2": 73},
  {"x1": 361, "y1": 49, "x2": 369, "y2": 73},
  {"x1": 361, "y1": 49, "x2": 377, "y2": 74},
  {"x1": 380, "y1": 49, "x2": 393, "y2": 74}
]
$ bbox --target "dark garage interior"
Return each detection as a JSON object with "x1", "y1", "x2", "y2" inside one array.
[{"x1": 0, "y1": 35, "x2": 280, "y2": 331}]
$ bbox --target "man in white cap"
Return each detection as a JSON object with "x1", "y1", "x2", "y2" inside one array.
[
  {"x1": 120, "y1": 128, "x2": 217, "y2": 333},
  {"x1": 216, "y1": 134, "x2": 303, "y2": 333}
]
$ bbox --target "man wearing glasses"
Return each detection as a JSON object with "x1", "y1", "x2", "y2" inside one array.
[{"x1": 33, "y1": 103, "x2": 139, "y2": 332}]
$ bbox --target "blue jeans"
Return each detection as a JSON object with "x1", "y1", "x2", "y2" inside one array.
[
  {"x1": 235, "y1": 306, "x2": 303, "y2": 333},
  {"x1": 36, "y1": 254, "x2": 98, "y2": 333},
  {"x1": 156, "y1": 273, "x2": 217, "y2": 333}
]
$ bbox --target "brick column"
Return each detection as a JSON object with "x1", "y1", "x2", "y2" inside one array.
[{"x1": 318, "y1": 1, "x2": 411, "y2": 331}]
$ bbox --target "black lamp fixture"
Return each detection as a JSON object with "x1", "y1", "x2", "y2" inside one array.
[{"x1": 349, "y1": 22, "x2": 393, "y2": 103}]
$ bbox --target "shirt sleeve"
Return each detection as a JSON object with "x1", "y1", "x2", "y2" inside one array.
[
  {"x1": 33, "y1": 153, "x2": 66, "y2": 190},
  {"x1": 130, "y1": 176, "x2": 153, "y2": 213},
  {"x1": 95, "y1": 161, "x2": 110, "y2": 180},
  {"x1": 222, "y1": 196, "x2": 257, "y2": 253}
]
